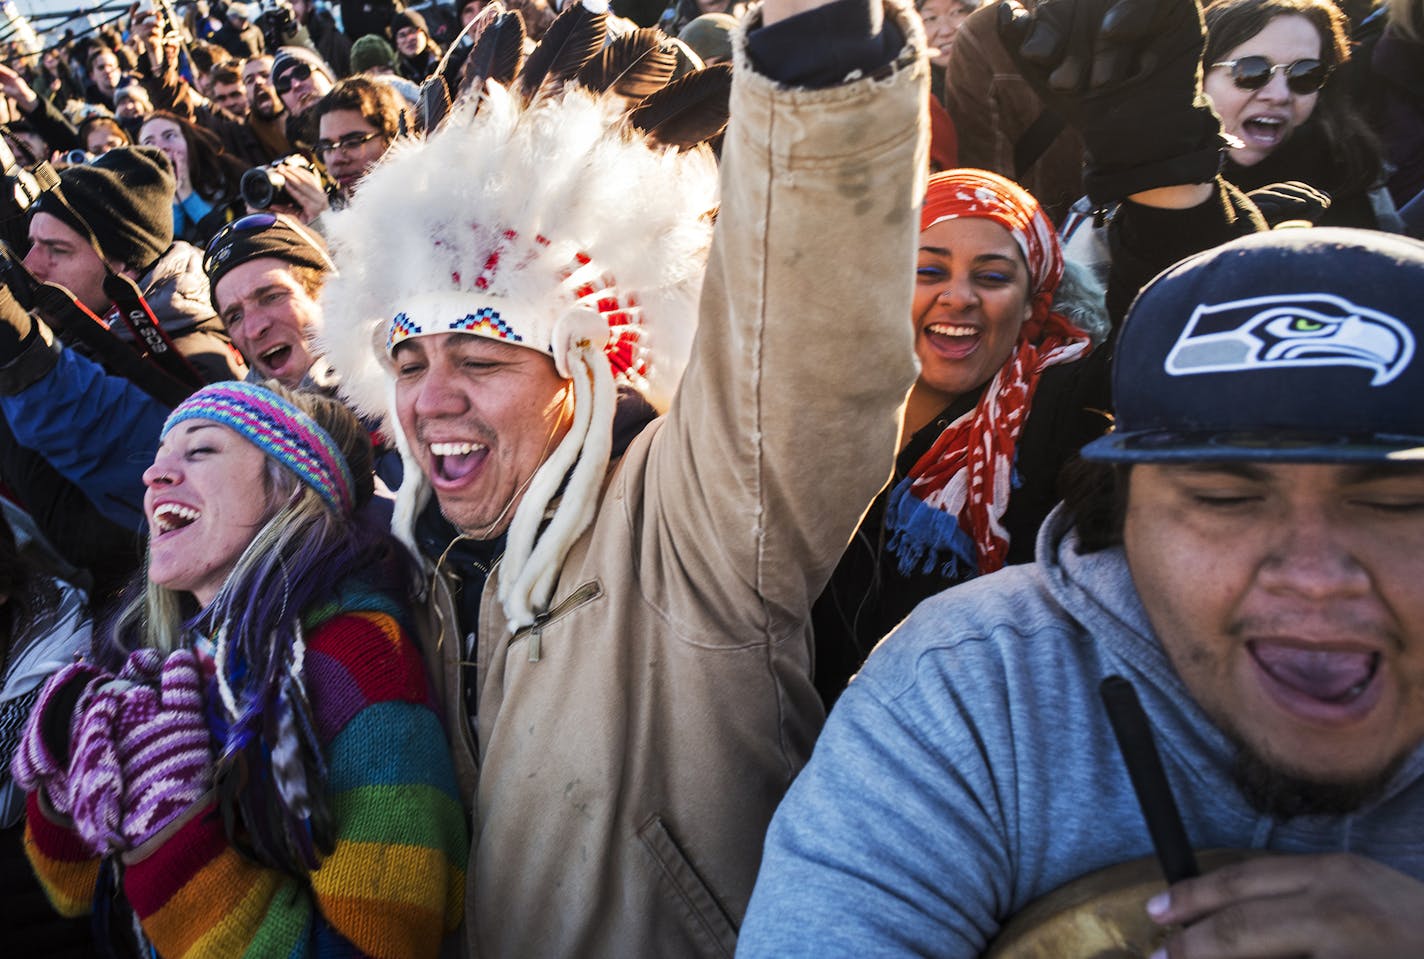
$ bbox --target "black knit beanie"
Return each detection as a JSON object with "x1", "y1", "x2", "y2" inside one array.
[
  {"x1": 391, "y1": 9, "x2": 430, "y2": 35},
  {"x1": 203, "y1": 213, "x2": 335, "y2": 307},
  {"x1": 31, "y1": 145, "x2": 174, "y2": 271},
  {"x1": 270, "y1": 46, "x2": 337, "y2": 87}
]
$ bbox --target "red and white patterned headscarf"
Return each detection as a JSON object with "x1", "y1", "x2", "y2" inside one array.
[
  {"x1": 920, "y1": 168, "x2": 1065, "y2": 299},
  {"x1": 886, "y1": 170, "x2": 1093, "y2": 579}
]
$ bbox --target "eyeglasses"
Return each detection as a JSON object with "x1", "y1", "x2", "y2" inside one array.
[
  {"x1": 272, "y1": 62, "x2": 312, "y2": 94},
  {"x1": 203, "y1": 212, "x2": 278, "y2": 275},
  {"x1": 1211, "y1": 56, "x2": 1329, "y2": 95},
  {"x1": 315, "y1": 130, "x2": 382, "y2": 158}
]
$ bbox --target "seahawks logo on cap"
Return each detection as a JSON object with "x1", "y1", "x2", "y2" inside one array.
[{"x1": 1164, "y1": 293, "x2": 1415, "y2": 386}]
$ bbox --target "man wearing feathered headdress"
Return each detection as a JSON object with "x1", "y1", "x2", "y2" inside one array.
[{"x1": 319, "y1": 0, "x2": 930, "y2": 952}]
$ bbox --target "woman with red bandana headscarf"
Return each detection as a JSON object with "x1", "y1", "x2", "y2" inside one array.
[{"x1": 812, "y1": 169, "x2": 1112, "y2": 707}]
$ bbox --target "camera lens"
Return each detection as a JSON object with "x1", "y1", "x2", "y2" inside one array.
[{"x1": 241, "y1": 167, "x2": 288, "y2": 209}]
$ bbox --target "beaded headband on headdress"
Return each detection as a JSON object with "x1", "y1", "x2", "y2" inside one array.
[
  {"x1": 318, "y1": 0, "x2": 730, "y2": 630},
  {"x1": 162, "y1": 382, "x2": 356, "y2": 515}
]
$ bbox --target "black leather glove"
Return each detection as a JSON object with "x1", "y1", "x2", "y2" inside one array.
[
  {"x1": 998, "y1": 0, "x2": 1224, "y2": 205},
  {"x1": 0, "y1": 280, "x2": 35, "y2": 364},
  {"x1": 1246, "y1": 180, "x2": 1332, "y2": 228}
]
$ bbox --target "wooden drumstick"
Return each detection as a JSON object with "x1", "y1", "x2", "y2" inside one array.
[{"x1": 1099, "y1": 675, "x2": 1201, "y2": 883}]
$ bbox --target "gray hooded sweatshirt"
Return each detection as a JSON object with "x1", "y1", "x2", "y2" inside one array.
[{"x1": 738, "y1": 506, "x2": 1424, "y2": 957}]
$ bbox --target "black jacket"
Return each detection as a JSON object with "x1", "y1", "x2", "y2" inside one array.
[
  {"x1": 1224, "y1": 121, "x2": 1397, "y2": 233},
  {"x1": 811, "y1": 351, "x2": 1112, "y2": 706},
  {"x1": 812, "y1": 179, "x2": 1264, "y2": 707}
]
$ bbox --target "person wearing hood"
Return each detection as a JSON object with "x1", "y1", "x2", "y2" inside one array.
[
  {"x1": 740, "y1": 224, "x2": 1424, "y2": 959},
  {"x1": 391, "y1": 9, "x2": 442, "y2": 83},
  {"x1": 741, "y1": 1, "x2": 1424, "y2": 953}
]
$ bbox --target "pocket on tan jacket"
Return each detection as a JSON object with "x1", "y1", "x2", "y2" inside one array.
[{"x1": 637, "y1": 814, "x2": 739, "y2": 959}]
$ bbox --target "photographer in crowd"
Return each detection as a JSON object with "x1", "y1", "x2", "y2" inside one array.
[
  {"x1": 0, "y1": 145, "x2": 244, "y2": 593},
  {"x1": 250, "y1": 76, "x2": 401, "y2": 227},
  {"x1": 256, "y1": 0, "x2": 354, "y2": 77}
]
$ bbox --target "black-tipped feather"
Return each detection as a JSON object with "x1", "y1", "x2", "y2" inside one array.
[
  {"x1": 417, "y1": 75, "x2": 453, "y2": 133},
  {"x1": 461, "y1": 10, "x2": 527, "y2": 97},
  {"x1": 629, "y1": 63, "x2": 732, "y2": 149},
  {"x1": 577, "y1": 27, "x2": 676, "y2": 99},
  {"x1": 518, "y1": 0, "x2": 609, "y2": 102}
]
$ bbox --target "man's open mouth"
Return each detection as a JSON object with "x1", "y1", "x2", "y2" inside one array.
[
  {"x1": 1250, "y1": 640, "x2": 1381, "y2": 705},
  {"x1": 258, "y1": 343, "x2": 296, "y2": 374},
  {"x1": 430, "y1": 441, "x2": 488, "y2": 483}
]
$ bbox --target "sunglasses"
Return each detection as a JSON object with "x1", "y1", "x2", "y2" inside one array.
[
  {"x1": 273, "y1": 62, "x2": 312, "y2": 94},
  {"x1": 315, "y1": 130, "x2": 382, "y2": 158},
  {"x1": 1212, "y1": 56, "x2": 1329, "y2": 95},
  {"x1": 203, "y1": 212, "x2": 278, "y2": 275}
]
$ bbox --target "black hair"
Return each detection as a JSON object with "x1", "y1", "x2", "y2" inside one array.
[{"x1": 1057, "y1": 456, "x2": 1130, "y2": 553}]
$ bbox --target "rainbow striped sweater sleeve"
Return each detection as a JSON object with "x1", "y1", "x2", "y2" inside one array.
[
  {"x1": 22, "y1": 791, "x2": 103, "y2": 917},
  {"x1": 118, "y1": 606, "x2": 468, "y2": 959}
]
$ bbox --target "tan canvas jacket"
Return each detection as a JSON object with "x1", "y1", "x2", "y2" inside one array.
[{"x1": 421, "y1": 7, "x2": 930, "y2": 955}]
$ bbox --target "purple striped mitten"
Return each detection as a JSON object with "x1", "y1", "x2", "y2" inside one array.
[
  {"x1": 67, "y1": 684, "x2": 126, "y2": 852},
  {"x1": 68, "y1": 648, "x2": 214, "y2": 853},
  {"x1": 11, "y1": 660, "x2": 110, "y2": 817},
  {"x1": 113, "y1": 648, "x2": 215, "y2": 848},
  {"x1": 11, "y1": 658, "x2": 109, "y2": 815},
  {"x1": 69, "y1": 649, "x2": 168, "y2": 851}
]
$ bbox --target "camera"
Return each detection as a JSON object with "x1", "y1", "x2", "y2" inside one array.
[
  {"x1": 255, "y1": 0, "x2": 298, "y2": 50},
  {"x1": 0, "y1": 134, "x2": 46, "y2": 255},
  {"x1": 62, "y1": 149, "x2": 92, "y2": 166},
  {"x1": 240, "y1": 154, "x2": 332, "y2": 210},
  {"x1": 135, "y1": 0, "x2": 180, "y2": 44}
]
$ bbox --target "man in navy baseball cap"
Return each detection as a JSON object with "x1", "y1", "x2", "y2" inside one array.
[
  {"x1": 739, "y1": 227, "x2": 1424, "y2": 959},
  {"x1": 1085, "y1": 227, "x2": 1423, "y2": 464}
]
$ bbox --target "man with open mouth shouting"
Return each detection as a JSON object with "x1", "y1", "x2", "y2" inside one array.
[
  {"x1": 202, "y1": 211, "x2": 334, "y2": 390},
  {"x1": 740, "y1": 225, "x2": 1424, "y2": 959},
  {"x1": 317, "y1": 0, "x2": 929, "y2": 952}
]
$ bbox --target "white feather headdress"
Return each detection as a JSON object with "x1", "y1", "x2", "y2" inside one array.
[{"x1": 317, "y1": 80, "x2": 719, "y2": 629}]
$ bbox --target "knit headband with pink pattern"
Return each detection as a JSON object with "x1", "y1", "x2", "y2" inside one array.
[{"x1": 162, "y1": 382, "x2": 355, "y2": 514}]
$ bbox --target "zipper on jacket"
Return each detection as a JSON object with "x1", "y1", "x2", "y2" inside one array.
[{"x1": 509, "y1": 580, "x2": 603, "y2": 663}]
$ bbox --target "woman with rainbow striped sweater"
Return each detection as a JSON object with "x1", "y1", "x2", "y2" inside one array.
[{"x1": 12, "y1": 381, "x2": 467, "y2": 958}]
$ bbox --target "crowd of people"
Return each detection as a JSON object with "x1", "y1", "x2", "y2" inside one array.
[{"x1": 0, "y1": 0, "x2": 1421, "y2": 955}]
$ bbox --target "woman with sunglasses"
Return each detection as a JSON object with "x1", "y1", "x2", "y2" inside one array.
[
  {"x1": 1202, "y1": 0, "x2": 1399, "y2": 230},
  {"x1": 1060, "y1": 0, "x2": 1399, "y2": 282},
  {"x1": 14, "y1": 382, "x2": 466, "y2": 958}
]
